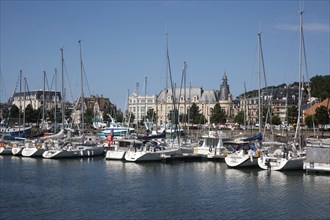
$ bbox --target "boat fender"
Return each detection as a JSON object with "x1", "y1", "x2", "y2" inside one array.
[
  {"x1": 209, "y1": 147, "x2": 212, "y2": 153},
  {"x1": 249, "y1": 150, "x2": 253, "y2": 162}
]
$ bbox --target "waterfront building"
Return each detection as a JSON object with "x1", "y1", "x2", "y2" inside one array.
[
  {"x1": 128, "y1": 92, "x2": 157, "y2": 125},
  {"x1": 11, "y1": 90, "x2": 61, "y2": 111},
  {"x1": 128, "y1": 72, "x2": 234, "y2": 126},
  {"x1": 72, "y1": 95, "x2": 111, "y2": 125},
  {"x1": 238, "y1": 84, "x2": 308, "y2": 126}
]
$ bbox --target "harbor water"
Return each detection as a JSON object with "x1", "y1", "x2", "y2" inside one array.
[{"x1": 1, "y1": 156, "x2": 329, "y2": 220}]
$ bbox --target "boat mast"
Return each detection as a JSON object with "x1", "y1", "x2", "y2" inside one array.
[
  {"x1": 54, "y1": 68, "x2": 57, "y2": 133},
  {"x1": 243, "y1": 82, "x2": 247, "y2": 134},
  {"x1": 294, "y1": 10, "x2": 304, "y2": 150},
  {"x1": 79, "y1": 40, "x2": 84, "y2": 136},
  {"x1": 61, "y1": 48, "x2": 65, "y2": 130},
  {"x1": 19, "y1": 69, "x2": 22, "y2": 134},
  {"x1": 23, "y1": 77, "x2": 26, "y2": 133},
  {"x1": 145, "y1": 76, "x2": 147, "y2": 121},
  {"x1": 42, "y1": 70, "x2": 46, "y2": 130},
  {"x1": 257, "y1": 33, "x2": 262, "y2": 134},
  {"x1": 165, "y1": 32, "x2": 169, "y2": 129}
]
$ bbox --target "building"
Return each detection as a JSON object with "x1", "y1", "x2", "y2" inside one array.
[
  {"x1": 128, "y1": 93, "x2": 157, "y2": 124},
  {"x1": 12, "y1": 90, "x2": 62, "y2": 111},
  {"x1": 127, "y1": 72, "x2": 234, "y2": 126},
  {"x1": 239, "y1": 84, "x2": 309, "y2": 126},
  {"x1": 304, "y1": 98, "x2": 330, "y2": 123},
  {"x1": 72, "y1": 95, "x2": 111, "y2": 124}
]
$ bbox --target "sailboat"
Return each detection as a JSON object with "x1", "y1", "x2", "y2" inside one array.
[
  {"x1": 124, "y1": 32, "x2": 182, "y2": 162},
  {"x1": 225, "y1": 32, "x2": 265, "y2": 168},
  {"x1": 258, "y1": 10, "x2": 307, "y2": 171},
  {"x1": 43, "y1": 42, "x2": 104, "y2": 159},
  {"x1": 0, "y1": 70, "x2": 32, "y2": 139}
]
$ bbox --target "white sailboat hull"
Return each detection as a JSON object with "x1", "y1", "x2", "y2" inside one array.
[
  {"x1": 22, "y1": 148, "x2": 45, "y2": 157},
  {"x1": 11, "y1": 147, "x2": 23, "y2": 156},
  {"x1": 105, "y1": 149, "x2": 126, "y2": 160},
  {"x1": 225, "y1": 152, "x2": 258, "y2": 168},
  {"x1": 124, "y1": 148, "x2": 179, "y2": 162},
  {"x1": 43, "y1": 146, "x2": 104, "y2": 159},
  {"x1": 0, "y1": 146, "x2": 13, "y2": 155},
  {"x1": 258, "y1": 156, "x2": 305, "y2": 171}
]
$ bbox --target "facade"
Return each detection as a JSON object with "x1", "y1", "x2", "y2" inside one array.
[
  {"x1": 12, "y1": 90, "x2": 62, "y2": 111},
  {"x1": 72, "y1": 95, "x2": 111, "y2": 124},
  {"x1": 128, "y1": 93, "x2": 157, "y2": 125},
  {"x1": 239, "y1": 85, "x2": 309, "y2": 126},
  {"x1": 127, "y1": 72, "x2": 234, "y2": 126}
]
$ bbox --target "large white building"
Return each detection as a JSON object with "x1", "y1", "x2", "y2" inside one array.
[
  {"x1": 12, "y1": 90, "x2": 62, "y2": 111},
  {"x1": 128, "y1": 73, "x2": 234, "y2": 126}
]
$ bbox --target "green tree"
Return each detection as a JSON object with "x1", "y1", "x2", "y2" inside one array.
[
  {"x1": 305, "y1": 115, "x2": 317, "y2": 128},
  {"x1": 168, "y1": 109, "x2": 179, "y2": 124},
  {"x1": 188, "y1": 103, "x2": 206, "y2": 124},
  {"x1": 310, "y1": 75, "x2": 330, "y2": 100},
  {"x1": 210, "y1": 103, "x2": 226, "y2": 124},
  {"x1": 25, "y1": 104, "x2": 37, "y2": 123},
  {"x1": 179, "y1": 113, "x2": 188, "y2": 124},
  {"x1": 11, "y1": 104, "x2": 20, "y2": 118},
  {"x1": 271, "y1": 115, "x2": 281, "y2": 125},
  {"x1": 146, "y1": 108, "x2": 157, "y2": 123},
  {"x1": 234, "y1": 111, "x2": 245, "y2": 125},
  {"x1": 287, "y1": 106, "x2": 298, "y2": 125},
  {"x1": 315, "y1": 106, "x2": 329, "y2": 125}
]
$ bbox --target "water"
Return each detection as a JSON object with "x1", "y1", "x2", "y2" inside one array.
[{"x1": 1, "y1": 156, "x2": 329, "y2": 220}]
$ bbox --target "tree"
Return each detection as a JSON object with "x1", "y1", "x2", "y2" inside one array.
[
  {"x1": 305, "y1": 115, "x2": 317, "y2": 128},
  {"x1": 179, "y1": 113, "x2": 188, "y2": 124},
  {"x1": 146, "y1": 108, "x2": 157, "y2": 123},
  {"x1": 234, "y1": 111, "x2": 245, "y2": 125},
  {"x1": 315, "y1": 106, "x2": 329, "y2": 126},
  {"x1": 210, "y1": 103, "x2": 226, "y2": 124},
  {"x1": 188, "y1": 103, "x2": 206, "y2": 124},
  {"x1": 287, "y1": 106, "x2": 298, "y2": 125},
  {"x1": 11, "y1": 104, "x2": 19, "y2": 118},
  {"x1": 310, "y1": 75, "x2": 330, "y2": 100},
  {"x1": 168, "y1": 109, "x2": 179, "y2": 124},
  {"x1": 25, "y1": 104, "x2": 37, "y2": 123},
  {"x1": 271, "y1": 115, "x2": 281, "y2": 125}
]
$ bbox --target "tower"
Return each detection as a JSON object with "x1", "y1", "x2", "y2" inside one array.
[{"x1": 219, "y1": 72, "x2": 230, "y2": 100}]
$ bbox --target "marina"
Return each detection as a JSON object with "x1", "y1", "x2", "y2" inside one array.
[
  {"x1": 0, "y1": 156, "x2": 329, "y2": 220},
  {"x1": 1, "y1": 1, "x2": 329, "y2": 219}
]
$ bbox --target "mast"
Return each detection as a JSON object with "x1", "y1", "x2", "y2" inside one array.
[
  {"x1": 294, "y1": 10, "x2": 304, "y2": 149},
  {"x1": 79, "y1": 40, "x2": 84, "y2": 136},
  {"x1": 42, "y1": 70, "x2": 46, "y2": 129},
  {"x1": 23, "y1": 77, "x2": 26, "y2": 133},
  {"x1": 164, "y1": 32, "x2": 169, "y2": 128},
  {"x1": 257, "y1": 33, "x2": 262, "y2": 134},
  {"x1": 54, "y1": 68, "x2": 57, "y2": 133},
  {"x1": 145, "y1": 76, "x2": 147, "y2": 120},
  {"x1": 136, "y1": 82, "x2": 139, "y2": 133},
  {"x1": 188, "y1": 82, "x2": 191, "y2": 136},
  {"x1": 61, "y1": 48, "x2": 65, "y2": 129},
  {"x1": 183, "y1": 62, "x2": 187, "y2": 129},
  {"x1": 19, "y1": 69, "x2": 22, "y2": 134},
  {"x1": 243, "y1": 82, "x2": 247, "y2": 134}
]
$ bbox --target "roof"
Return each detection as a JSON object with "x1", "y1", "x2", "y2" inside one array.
[{"x1": 304, "y1": 98, "x2": 330, "y2": 116}]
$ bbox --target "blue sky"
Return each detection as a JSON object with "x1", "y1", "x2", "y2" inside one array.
[{"x1": 1, "y1": 0, "x2": 329, "y2": 110}]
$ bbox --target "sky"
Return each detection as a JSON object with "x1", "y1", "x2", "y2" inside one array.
[{"x1": 1, "y1": 0, "x2": 329, "y2": 110}]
